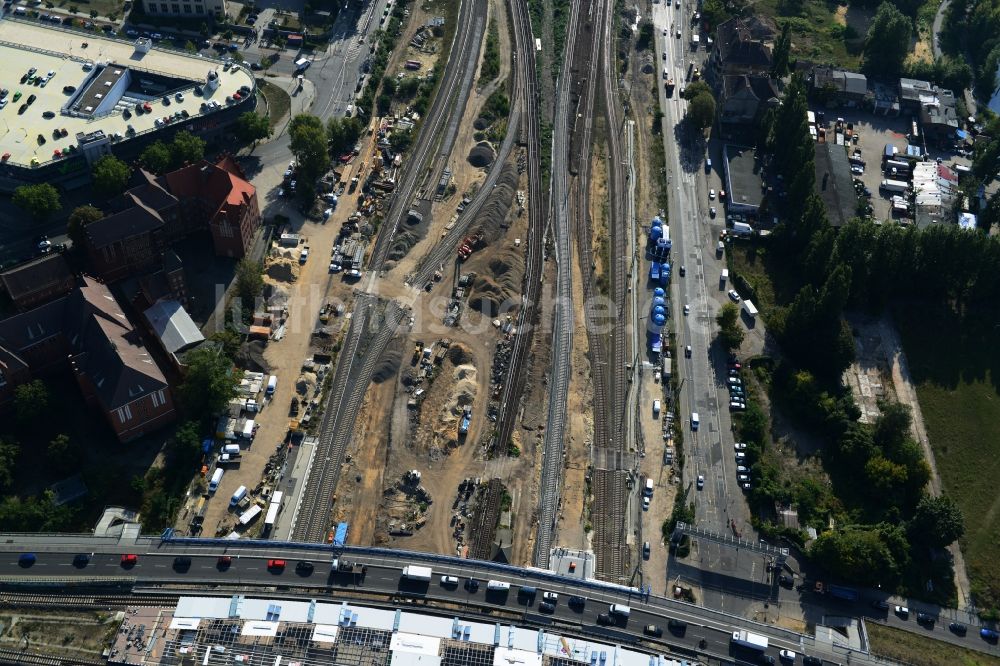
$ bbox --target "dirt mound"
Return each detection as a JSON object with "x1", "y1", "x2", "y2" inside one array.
[
  {"x1": 468, "y1": 246, "x2": 525, "y2": 316},
  {"x1": 296, "y1": 372, "x2": 317, "y2": 396},
  {"x1": 236, "y1": 340, "x2": 271, "y2": 373},
  {"x1": 446, "y1": 344, "x2": 471, "y2": 365},
  {"x1": 266, "y1": 259, "x2": 298, "y2": 283},
  {"x1": 470, "y1": 164, "x2": 518, "y2": 244},
  {"x1": 440, "y1": 364, "x2": 478, "y2": 427},
  {"x1": 387, "y1": 226, "x2": 426, "y2": 264},
  {"x1": 467, "y1": 143, "x2": 496, "y2": 168},
  {"x1": 372, "y1": 342, "x2": 404, "y2": 383}
]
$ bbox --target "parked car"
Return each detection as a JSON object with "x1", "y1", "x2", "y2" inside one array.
[
  {"x1": 696, "y1": 474, "x2": 704, "y2": 489},
  {"x1": 728, "y1": 289, "x2": 741, "y2": 302},
  {"x1": 894, "y1": 605, "x2": 909, "y2": 619},
  {"x1": 949, "y1": 622, "x2": 967, "y2": 636},
  {"x1": 870, "y1": 600, "x2": 889, "y2": 610},
  {"x1": 778, "y1": 650, "x2": 796, "y2": 662},
  {"x1": 538, "y1": 601, "x2": 555, "y2": 613},
  {"x1": 267, "y1": 559, "x2": 286, "y2": 571},
  {"x1": 173, "y1": 556, "x2": 192, "y2": 570}
]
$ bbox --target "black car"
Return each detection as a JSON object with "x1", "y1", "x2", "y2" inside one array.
[
  {"x1": 20, "y1": 74, "x2": 27, "y2": 83},
  {"x1": 162, "y1": 96, "x2": 171, "y2": 105},
  {"x1": 73, "y1": 553, "x2": 90, "y2": 568},
  {"x1": 568, "y1": 595, "x2": 586, "y2": 609},
  {"x1": 596, "y1": 613, "x2": 613, "y2": 626},
  {"x1": 949, "y1": 622, "x2": 968, "y2": 636},
  {"x1": 802, "y1": 657, "x2": 822, "y2": 666},
  {"x1": 779, "y1": 574, "x2": 793, "y2": 587},
  {"x1": 173, "y1": 556, "x2": 192, "y2": 570},
  {"x1": 296, "y1": 560, "x2": 314, "y2": 574},
  {"x1": 917, "y1": 612, "x2": 936, "y2": 626},
  {"x1": 17, "y1": 104, "x2": 26, "y2": 115},
  {"x1": 123, "y1": 109, "x2": 131, "y2": 119},
  {"x1": 26, "y1": 94, "x2": 36, "y2": 104},
  {"x1": 643, "y1": 624, "x2": 663, "y2": 637},
  {"x1": 464, "y1": 578, "x2": 479, "y2": 592},
  {"x1": 538, "y1": 601, "x2": 555, "y2": 614},
  {"x1": 679, "y1": 265, "x2": 686, "y2": 277},
  {"x1": 667, "y1": 618, "x2": 687, "y2": 634},
  {"x1": 42, "y1": 111, "x2": 54, "y2": 119},
  {"x1": 62, "y1": 85, "x2": 76, "y2": 94}
]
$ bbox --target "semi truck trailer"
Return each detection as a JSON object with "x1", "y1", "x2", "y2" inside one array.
[{"x1": 731, "y1": 630, "x2": 768, "y2": 651}]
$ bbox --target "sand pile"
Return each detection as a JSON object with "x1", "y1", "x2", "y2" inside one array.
[
  {"x1": 266, "y1": 258, "x2": 298, "y2": 283},
  {"x1": 446, "y1": 344, "x2": 471, "y2": 365},
  {"x1": 440, "y1": 364, "x2": 478, "y2": 427},
  {"x1": 296, "y1": 372, "x2": 317, "y2": 396},
  {"x1": 372, "y1": 341, "x2": 404, "y2": 383}
]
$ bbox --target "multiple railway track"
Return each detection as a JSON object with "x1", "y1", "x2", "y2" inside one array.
[
  {"x1": 467, "y1": 478, "x2": 505, "y2": 559},
  {"x1": 0, "y1": 591, "x2": 180, "y2": 609},
  {"x1": 291, "y1": 298, "x2": 406, "y2": 542}
]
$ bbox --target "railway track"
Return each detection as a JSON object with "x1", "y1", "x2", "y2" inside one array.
[
  {"x1": 0, "y1": 591, "x2": 180, "y2": 609},
  {"x1": 367, "y1": 0, "x2": 487, "y2": 274},
  {"x1": 487, "y1": 0, "x2": 546, "y2": 459},
  {"x1": 467, "y1": 478, "x2": 504, "y2": 560},
  {"x1": 292, "y1": 298, "x2": 406, "y2": 542},
  {"x1": 0, "y1": 647, "x2": 101, "y2": 666}
]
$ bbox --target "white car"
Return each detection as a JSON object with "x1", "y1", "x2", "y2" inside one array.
[
  {"x1": 47, "y1": 69, "x2": 55, "y2": 77},
  {"x1": 735, "y1": 451, "x2": 746, "y2": 460},
  {"x1": 441, "y1": 576, "x2": 459, "y2": 585},
  {"x1": 779, "y1": 650, "x2": 796, "y2": 661},
  {"x1": 542, "y1": 591, "x2": 558, "y2": 601},
  {"x1": 683, "y1": 304, "x2": 690, "y2": 315},
  {"x1": 738, "y1": 474, "x2": 750, "y2": 482},
  {"x1": 675, "y1": 29, "x2": 681, "y2": 38},
  {"x1": 709, "y1": 188, "x2": 716, "y2": 199},
  {"x1": 734, "y1": 442, "x2": 747, "y2": 450},
  {"x1": 323, "y1": 207, "x2": 333, "y2": 219},
  {"x1": 642, "y1": 496, "x2": 650, "y2": 511},
  {"x1": 696, "y1": 475, "x2": 704, "y2": 489},
  {"x1": 709, "y1": 206, "x2": 716, "y2": 217},
  {"x1": 675, "y1": 0, "x2": 680, "y2": 6},
  {"x1": 728, "y1": 289, "x2": 741, "y2": 302},
  {"x1": 895, "y1": 605, "x2": 909, "y2": 618},
  {"x1": 684, "y1": 345, "x2": 692, "y2": 358}
]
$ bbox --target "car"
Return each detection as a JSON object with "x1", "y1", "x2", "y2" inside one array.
[
  {"x1": 779, "y1": 574, "x2": 793, "y2": 587},
  {"x1": 728, "y1": 289, "x2": 741, "y2": 302},
  {"x1": 278, "y1": 187, "x2": 286, "y2": 198},
  {"x1": 17, "y1": 104, "x2": 26, "y2": 115},
  {"x1": 162, "y1": 96, "x2": 170, "y2": 105},
  {"x1": 851, "y1": 164, "x2": 864, "y2": 174},
  {"x1": 47, "y1": 69, "x2": 55, "y2": 78},
  {"x1": 642, "y1": 541, "x2": 650, "y2": 559},
  {"x1": 735, "y1": 451, "x2": 746, "y2": 460},
  {"x1": 696, "y1": 474, "x2": 704, "y2": 489},
  {"x1": 730, "y1": 401, "x2": 746, "y2": 411},
  {"x1": 42, "y1": 110, "x2": 55, "y2": 119},
  {"x1": 0, "y1": 98, "x2": 8, "y2": 109},
  {"x1": 194, "y1": 85, "x2": 204, "y2": 96},
  {"x1": 12, "y1": 91, "x2": 21, "y2": 101},
  {"x1": 662, "y1": 28, "x2": 667, "y2": 35},
  {"x1": 284, "y1": 168, "x2": 293, "y2": 179},
  {"x1": 917, "y1": 612, "x2": 935, "y2": 626},
  {"x1": 121, "y1": 553, "x2": 138, "y2": 567},
  {"x1": 734, "y1": 442, "x2": 747, "y2": 450},
  {"x1": 296, "y1": 560, "x2": 314, "y2": 574},
  {"x1": 981, "y1": 628, "x2": 999, "y2": 642},
  {"x1": 173, "y1": 556, "x2": 192, "y2": 570},
  {"x1": 290, "y1": 180, "x2": 297, "y2": 190},
  {"x1": 949, "y1": 622, "x2": 968, "y2": 636},
  {"x1": 675, "y1": 29, "x2": 681, "y2": 38},
  {"x1": 18, "y1": 553, "x2": 36, "y2": 567},
  {"x1": 709, "y1": 206, "x2": 716, "y2": 217},
  {"x1": 642, "y1": 495, "x2": 650, "y2": 510},
  {"x1": 267, "y1": 559, "x2": 286, "y2": 571},
  {"x1": 597, "y1": 613, "x2": 614, "y2": 625},
  {"x1": 738, "y1": 474, "x2": 750, "y2": 482},
  {"x1": 870, "y1": 599, "x2": 889, "y2": 610},
  {"x1": 567, "y1": 595, "x2": 586, "y2": 609},
  {"x1": 36, "y1": 133, "x2": 45, "y2": 145},
  {"x1": 175, "y1": 92, "x2": 184, "y2": 102},
  {"x1": 26, "y1": 94, "x2": 36, "y2": 104},
  {"x1": 667, "y1": 618, "x2": 687, "y2": 633},
  {"x1": 441, "y1": 575, "x2": 459, "y2": 585},
  {"x1": 802, "y1": 658, "x2": 822, "y2": 666},
  {"x1": 684, "y1": 345, "x2": 692, "y2": 358},
  {"x1": 538, "y1": 601, "x2": 555, "y2": 613},
  {"x1": 778, "y1": 650, "x2": 796, "y2": 661},
  {"x1": 894, "y1": 605, "x2": 909, "y2": 618},
  {"x1": 643, "y1": 624, "x2": 663, "y2": 637},
  {"x1": 709, "y1": 188, "x2": 716, "y2": 199},
  {"x1": 679, "y1": 265, "x2": 686, "y2": 276},
  {"x1": 217, "y1": 555, "x2": 232, "y2": 569},
  {"x1": 736, "y1": 465, "x2": 749, "y2": 473},
  {"x1": 542, "y1": 592, "x2": 558, "y2": 602},
  {"x1": 465, "y1": 578, "x2": 480, "y2": 592},
  {"x1": 251, "y1": 62, "x2": 263, "y2": 70}
]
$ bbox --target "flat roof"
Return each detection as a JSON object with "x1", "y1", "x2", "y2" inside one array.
[
  {"x1": 814, "y1": 142, "x2": 857, "y2": 228},
  {"x1": 0, "y1": 19, "x2": 255, "y2": 166},
  {"x1": 723, "y1": 145, "x2": 763, "y2": 211}
]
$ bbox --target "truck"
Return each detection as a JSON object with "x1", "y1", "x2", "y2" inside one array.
[
  {"x1": 720, "y1": 269, "x2": 729, "y2": 288},
  {"x1": 741, "y1": 300, "x2": 758, "y2": 319},
  {"x1": 732, "y1": 221, "x2": 754, "y2": 236},
  {"x1": 299, "y1": 246, "x2": 310, "y2": 264},
  {"x1": 331, "y1": 558, "x2": 355, "y2": 572},
  {"x1": 650, "y1": 261, "x2": 661, "y2": 282},
  {"x1": 879, "y1": 179, "x2": 909, "y2": 194},
  {"x1": 665, "y1": 75, "x2": 675, "y2": 97},
  {"x1": 294, "y1": 57, "x2": 311, "y2": 71},
  {"x1": 716, "y1": 240, "x2": 724, "y2": 258},
  {"x1": 690, "y1": 33, "x2": 700, "y2": 49},
  {"x1": 333, "y1": 522, "x2": 349, "y2": 548},
  {"x1": 402, "y1": 565, "x2": 433, "y2": 581},
  {"x1": 731, "y1": 630, "x2": 768, "y2": 651}
]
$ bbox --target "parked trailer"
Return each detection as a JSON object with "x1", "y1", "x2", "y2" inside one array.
[
  {"x1": 742, "y1": 300, "x2": 758, "y2": 319},
  {"x1": 487, "y1": 580, "x2": 511, "y2": 591},
  {"x1": 402, "y1": 565, "x2": 433, "y2": 581},
  {"x1": 238, "y1": 504, "x2": 262, "y2": 526},
  {"x1": 731, "y1": 630, "x2": 768, "y2": 651},
  {"x1": 879, "y1": 179, "x2": 909, "y2": 193},
  {"x1": 720, "y1": 269, "x2": 728, "y2": 288}
]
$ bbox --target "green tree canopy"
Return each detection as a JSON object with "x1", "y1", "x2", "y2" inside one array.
[
  {"x1": 716, "y1": 302, "x2": 745, "y2": 350},
  {"x1": 177, "y1": 347, "x2": 236, "y2": 424},
  {"x1": 91, "y1": 155, "x2": 131, "y2": 197},
  {"x1": 771, "y1": 22, "x2": 792, "y2": 77},
  {"x1": 140, "y1": 141, "x2": 172, "y2": 174},
  {"x1": 234, "y1": 258, "x2": 263, "y2": 313},
  {"x1": 0, "y1": 491, "x2": 73, "y2": 531},
  {"x1": 66, "y1": 204, "x2": 103, "y2": 248},
  {"x1": 0, "y1": 438, "x2": 19, "y2": 491},
  {"x1": 687, "y1": 92, "x2": 716, "y2": 130},
  {"x1": 170, "y1": 130, "x2": 206, "y2": 167},
  {"x1": 863, "y1": 2, "x2": 912, "y2": 77},
  {"x1": 327, "y1": 116, "x2": 364, "y2": 155},
  {"x1": 14, "y1": 379, "x2": 49, "y2": 425},
  {"x1": 809, "y1": 524, "x2": 909, "y2": 586},
  {"x1": 909, "y1": 494, "x2": 965, "y2": 548},
  {"x1": 12, "y1": 183, "x2": 61, "y2": 221},
  {"x1": 289, "y1": 114, "x2": 331, "y2": 199},
  {"x1": 236, "y1": 111, "x2": 272, "y2": 147}
]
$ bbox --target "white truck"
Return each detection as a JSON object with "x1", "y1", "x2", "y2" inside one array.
[
  {"x1": 720, "y1": 269, "x2": 729, "y2": 288},
  {"x1": 731, "y1": 630, "x2": 768, "y2": 651},
  {"x1": 732, "y1": 221, "x2": 753, "y2": 236},
  {"x1": 742, "y1": 300, "x2": 758, "y2": 319},
  {"x1": 879, "y1": 179, "x2": 909, "y2": 194},
  {"x1": 402, "y1": 565, "x2": 433, "y2": 581}
]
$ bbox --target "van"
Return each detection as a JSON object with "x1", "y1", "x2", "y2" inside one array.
[
  {"x1": 486, "y1": 580, "x2": 510, "y2": 591},
  {"x1": 691, "y1": 412, "x2": 700, "y2": 431},
  {"x1": 230, "y1": 485, "x2": 248, "y2": 507},
  {"x1": 644, "y1": 478, "x2": 654, "y2": 496},
  {"x1": 609, "y1": 604, "x2": 631, "y2": 617},
  {"x1": 266, "y1": 375, "x2": 277, "y2": 395},
  {"x1": 518, "y1": 585, "x2": 537, "y2": 598},
  {"x1": 223, "y1": 444, "x2": 241, "y2": 455},
  {"x1": 13, "y1": 6, "x2": 25, "y2": 13},
  {"x1": 954, "y1": 163, "x2": 971, "y2": 176},
  {"x1": 208, "y1": 468, "x2": 224, "y2": 493},
  {"x1": 716, "y1": 240, "x2": 724, "y2": 258},
  {"x1": 705, "y1": 158, "x2": 712, "y2": 173},
  {"x1": 652, "y1": 399, "x2": 661, "y2": 415}
]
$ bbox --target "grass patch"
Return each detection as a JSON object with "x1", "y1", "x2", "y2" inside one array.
[
  {"x1": 726, "y1": 239, "x2": 800, "y2": 313},
  {"x1": 866, "y1": 623, "x2": 1000, "y2": 666},
  {"x1": 552, "y1": 0, "x2": 570, "y2": 77},
  {"x1": 258, "y1": 80, "x2": 291, "y2": 130},
  {"x1": 893, "y1": 304, "x2": 1000, "y2": 611},
  {"x1": 752, "y1": 0, "x2": 861, "y2": 69},
  {"x1": 479, "y1": 15, "x2": 500, "y2": 84}
]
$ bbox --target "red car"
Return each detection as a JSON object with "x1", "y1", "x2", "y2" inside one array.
[
  {"x1": 267, "y1": 559, "x2": 285, "y2": 570},
  {"x1": 217, "y1": 555, "x2": 232, "y2": 568},
  {"x1": 120, "y1": 553, "x2": 138, "y2": 567},
  {"x1": 143, "y1": 103, "x2": 152, "y2": 112}
]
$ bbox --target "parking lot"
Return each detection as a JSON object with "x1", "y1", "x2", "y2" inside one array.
[{"x1": 809, "y1": 107, "x2": 973, "y2": 222}]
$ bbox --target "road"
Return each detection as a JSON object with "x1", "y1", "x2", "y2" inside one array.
[{"x1": 0, "y1": 536, "x2": 915, "y2": 665}]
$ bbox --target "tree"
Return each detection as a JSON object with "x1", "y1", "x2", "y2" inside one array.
[
  {"x1": 12, "y1": 183, "x2": 60, "y2": 220},
  {"x1": 909, "y1": 494, "x2": 965, "y2": 548},
  {"x1": 0, "y1": 438, "x2": 18, "y2": 491},
  {"x1": 636, "y1": 20, "x2": 655, "y2": 50},
  {"x1": 771, "y1": 23, "x2": 792, "y2": 77},
  {"x1": 170, "y1": 130, "x2": 206, "y2": 167},
  {"x1": 687, "y1": 92, "x2": 716, "y2": 131},
  {"x1": 234, "y1": 258, "x2": 263, "y2": 311},
  {"x1": 389, "y1": 129, "x2": 413, "y2": 153},
  {"x1": 184, "y1": 40, "x2": 198, "y2": 53},
  {"x1": 47, "y1": 433, "x2": 81, "y2": 474},
  {"x1": 140, "y1": 141, "x2": 172, "y2": 174},
  {"x1": 14, "y1": 379, "x2": 49, "y2": 424},
  {"x1": 716, "y1": 302, "x2": 745, "y2": 350},
  {"x1": 289, "y1": 114, "x2": 331, "y2": 197},
  {"x1": 809, "y1": 525, "x2": 906, "y2": 586},
  {"x1": 0, "y1": 491, "x2": 73, "y2": 531},
  {"x1": 863, "y1": 2, "x2": 911, "y2": 77},
  {"x1": 682, "y1": 81, "x2": 712, "y2": 100},
  {"x1": 236, "y1": 111, "x2": 272, "y2": 147},
  {"x1": 177, "y1": 347, "x2": 235, "y2": 424},
  {"x1": 327, "y1": 116, "x2": 364, "y2": 154},
  {"x1": 91, "y1": 155, "x2": 131, "y2": 196},
  {"x1": 66, "y1": 204, "x2": 103, "y2": 248}
]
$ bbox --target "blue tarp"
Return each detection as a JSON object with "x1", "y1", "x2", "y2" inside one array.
[
  {"x1": 333, "y1": 522, "x2": 349, "y2": 548},
  {"x1": 955, "y1": 129, "x2": 969, "y2": 140}
]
